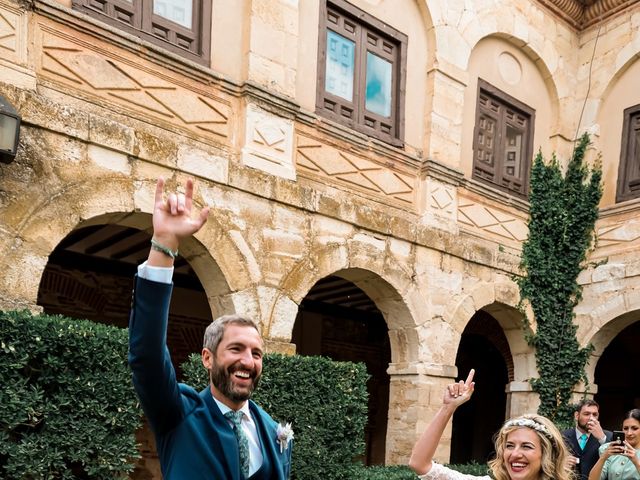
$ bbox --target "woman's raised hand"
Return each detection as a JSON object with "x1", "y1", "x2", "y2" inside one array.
[{"x1": 443, "y1": 369, "x2": 475, "y2": 407}]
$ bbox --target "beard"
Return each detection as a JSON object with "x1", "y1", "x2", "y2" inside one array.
[{"x1": 209, "y1": 362, "x2": 261, "y2": 403}]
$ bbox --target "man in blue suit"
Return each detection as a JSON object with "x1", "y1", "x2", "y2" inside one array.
[
  {"x1": 129, "y1": 178, "x2": 293, "y2": 479},
  {"x1": 562, "y1": 399, "x2": 611, "y2": 480}
]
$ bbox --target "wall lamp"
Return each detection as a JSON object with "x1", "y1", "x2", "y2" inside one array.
[{"x1": 0, "y1": 94, "x2": 21, "y2": 164}]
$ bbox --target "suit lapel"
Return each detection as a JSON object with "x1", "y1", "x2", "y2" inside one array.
[{"x1": 201, "y1": 388, "x2": 241, "y2": 480}]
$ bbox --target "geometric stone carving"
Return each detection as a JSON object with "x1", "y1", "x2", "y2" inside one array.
[
  {"x1": 38, "y1": 23, "x2": 230, "y2": 139},
  {"x1": 296, "y1": 134, "x2": 415, "y2": 205},
  {"x1": 425, "y1": 177, "x2": 456, "y2": 220},
  {"x1": 241, "y1": 103, "x2": 295, "y2": 180},
  {"x1": 597, "y1": 218, "x2": 640, "y2": 247},
  {"x1": 458, "y1": 196, "x2": 528, "y2": 241},
  {"x1": 0, "y1": 2, "x2": 27, "y2": 66}
]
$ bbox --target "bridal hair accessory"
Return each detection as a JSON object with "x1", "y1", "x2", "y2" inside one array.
[
  {"x1": 503, "y1": 417, "x2": 553, "y2": 440},
  {"x1": 276, "y1": 422, "x2": 294, "y2": 453}
]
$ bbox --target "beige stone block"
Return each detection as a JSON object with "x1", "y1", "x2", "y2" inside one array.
[
  {"x1": 311, "y1": 215, "x2": 354, "y2": 239},
  {"x1": 577, "y1": 268, "x2": 593, "y2": 285},
  {"x1": 242, "y1": 103, "x2": 295, "y2": 180},
  {"x1": 88, "y1": 144, "x2": 130, "y2": 174},
  {"x1": 177, "y1": 145, "x2": 228, "y2": 184},
  {"x1": 267, "y1": 292, "x2": 298, "y2": 341},
  {"x1": 229, "y1": 230, "x2": 262, "y2": 283},
  {"x1": 250, "y1": 16, "x2": 286, "y2": 63},
  {"x1": 88, "y1": 115, "x2": 135, "y2": 154},
  {"x1": 592, "y1": 263, "x2": 625, "y2": 282},
  {"x1": 263, "y1": 228, "x2": 305, "y2": 259},
  {"x1": 229, "y1": 288, "x2": 261, "y2": 324},
  {"x1": 134, "y1": 130, "x2": 178, "y2": 167}
]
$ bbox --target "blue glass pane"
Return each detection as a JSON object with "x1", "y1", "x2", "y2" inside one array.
[
  {"x1": 326, "y1": 30, "x2": 355, "y2": 101},
  {"x1": 153, "y1": 0, "x2": 192, "y2": 28},
  {"x1": 365, "y1": 52, "x2": 392, "y2": 117}
]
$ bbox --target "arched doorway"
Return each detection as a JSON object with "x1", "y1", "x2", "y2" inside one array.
[
  {"x1": 594, "y1": 319, "x2": 640, "y2": 430},
  {"x1": 451, "y1": 309, "x2": 510, "y2": 464},
  {"x1": 37, "y1": 223, "x2": 214, "y2": 479},
  {"x1": 291, "y1": 274, "x2": 390, "y2": 465}
]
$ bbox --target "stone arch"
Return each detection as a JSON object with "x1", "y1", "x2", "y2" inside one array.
[
  {"x1": 267, "y1": 239, "x2": 425, "y2": 364},
  {"x1": 0, "y1": 174, "x2": 254, "y2": 315},
  {"x1": 581, "y1": 292, "x2": 640, "y2": 384},
  {"x1": 444, "y1": 280, "x2": 535, "y2": 382}
]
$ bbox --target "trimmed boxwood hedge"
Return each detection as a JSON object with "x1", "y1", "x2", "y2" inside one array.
[{"x1": 0, "y1": 310, "x2": 142, "y2": 479}]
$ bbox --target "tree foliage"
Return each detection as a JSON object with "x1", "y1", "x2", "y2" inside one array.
[{"x1": 517, "y1": 133, "x2": 603, "y2": 427}]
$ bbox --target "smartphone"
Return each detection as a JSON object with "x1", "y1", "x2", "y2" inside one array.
[{"x1": 612, "y1": 430, "x2": 625, "y2": 445}]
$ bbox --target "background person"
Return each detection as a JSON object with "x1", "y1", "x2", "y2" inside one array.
[
  {"x1": 588, "y1": 409, "x2": 640, "y2": 480},
  {"x1": 409, "y1": 369, "x2": 573, "y2": 480},
  {"x1": 562, "y1": 399, "x2": 612, "y2": 480},
  {"x1": 128, "y1": 178, "x2": 293, "y2": 479}
]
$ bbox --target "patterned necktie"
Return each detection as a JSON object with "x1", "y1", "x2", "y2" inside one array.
[
  {"x1": 579, "y1": 433, "x2": 588, "y2": 450},
  {"x1": 225, "y1": 410, "x2": 250, "y2": 478}
]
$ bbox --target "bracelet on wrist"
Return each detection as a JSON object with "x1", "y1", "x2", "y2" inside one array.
[{"x1": 150, "y1": 238, "x2": 179, "y2": 259}]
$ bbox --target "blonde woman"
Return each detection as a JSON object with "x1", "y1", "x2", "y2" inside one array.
[{"x1": 409, "y1": 369, "x2": 574, "y2": 480}]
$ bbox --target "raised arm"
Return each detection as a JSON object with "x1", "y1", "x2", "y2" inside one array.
[
  {"x1": 128, "y1": 178, "x2": 209, "y2": 433},
  {"x1": 409, "y1": 369, "x2": 475, "y2": 476}
]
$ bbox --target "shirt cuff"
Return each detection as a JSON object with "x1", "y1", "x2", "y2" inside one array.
[{"x1": 138, "y1": 261, "x2": 173, "y2": 284}]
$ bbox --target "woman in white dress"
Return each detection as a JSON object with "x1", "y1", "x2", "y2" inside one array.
[{"x1": 409, "y1": 369, "x2": 573, "y2": 480}]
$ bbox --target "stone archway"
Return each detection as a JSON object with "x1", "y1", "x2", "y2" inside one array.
[
  {"x1": 291, "y1": 272, "x2": 391, "y2": 465},
  {"x1": 451, "y1": 309, "x2": 511, "y2": 464}
]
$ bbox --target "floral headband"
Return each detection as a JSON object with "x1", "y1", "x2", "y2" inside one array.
[{"x1": 503, "y1": 417, "x2": 554, "y2": 440}]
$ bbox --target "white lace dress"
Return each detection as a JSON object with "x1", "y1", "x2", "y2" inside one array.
[{"x1": 417, "y1": 463, "x2": 491, "y2": 480}]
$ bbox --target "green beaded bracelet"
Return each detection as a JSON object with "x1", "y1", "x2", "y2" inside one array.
[{"x1": 150, "y1": 238, "x2": 179, "y2": 259}]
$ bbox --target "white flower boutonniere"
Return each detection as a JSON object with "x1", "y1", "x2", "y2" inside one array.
[{"x1": 276, "y1": 422, "x2": 294, "y2": 453}]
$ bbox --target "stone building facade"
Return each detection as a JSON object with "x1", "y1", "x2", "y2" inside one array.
[{"x1": 0, "y1": 0, "x2": 639, "y2": 474}]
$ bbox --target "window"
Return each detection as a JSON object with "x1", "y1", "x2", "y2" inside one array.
[
  {"x1": 317, "y1": 0, "x2": 407, "y2": 146},
  {"x1": 616, "y1": 104, "x2": 640, "y2": 202},
  {"x1": 73, "y1": 0, "x2": 212, "y2": 66},
  {"x1": 472, "y1": 79, "x2": 535, "y2": 197}
]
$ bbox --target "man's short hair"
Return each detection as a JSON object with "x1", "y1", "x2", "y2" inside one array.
[
  {"x1": 574, "y1": 399, "x2": 600, "y2": 413},
  {"x1": 203, "y1": 314, "x2": 260, "y2": 355}
]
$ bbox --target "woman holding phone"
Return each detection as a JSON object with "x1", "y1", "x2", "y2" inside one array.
[
  {"x1": 588, "y1": 409, "x2": 640, "y2": 480},
  {"x1": 409, "y1": 369, "x2": 573, "y2": 480}
]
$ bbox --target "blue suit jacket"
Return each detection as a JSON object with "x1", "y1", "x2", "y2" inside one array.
[{"x1": 129, "y1": 276, "x2": 292, "y2": 479}]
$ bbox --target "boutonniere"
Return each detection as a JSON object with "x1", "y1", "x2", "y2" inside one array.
[{"x1": 276, "y1": 422, "x2": 294, "y2": 453}]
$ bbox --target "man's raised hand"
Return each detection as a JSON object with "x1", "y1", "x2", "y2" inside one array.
[{"x1": 151, "y1": 178, "x2": 210, "y2": 252}]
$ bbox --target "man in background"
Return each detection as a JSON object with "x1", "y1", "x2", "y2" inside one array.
[{"x1": 562, "y1": 399, "x2": 612, "y2": 480}]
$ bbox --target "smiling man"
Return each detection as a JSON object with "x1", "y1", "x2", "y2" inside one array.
[{"x1": 128, "y1": 178, "x2": 292, "y2": 479}]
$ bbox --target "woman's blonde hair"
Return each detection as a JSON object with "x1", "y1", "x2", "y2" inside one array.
[{"x1": 488, "y1": 414, "x2": 574, "y2": 480}]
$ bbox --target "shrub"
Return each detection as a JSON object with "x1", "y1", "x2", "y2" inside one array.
[
  {"x1": 0, "y1": 310, "x2": 142, "y2": 479},
  {"x1": 182, "y1": 352, "x2": 370, "y2": 480}
]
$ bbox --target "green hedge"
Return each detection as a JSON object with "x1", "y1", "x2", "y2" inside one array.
[
  {"x1": 182, "y1": 352, "x2": 370, "y2": 480},
  {"x1": 0, "y1": 310, "x2": 142, "y2": 479}
]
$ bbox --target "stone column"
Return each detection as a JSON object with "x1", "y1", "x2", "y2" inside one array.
[{"x1": 385, "y1": 362, "x2": 458, "y2": 465}]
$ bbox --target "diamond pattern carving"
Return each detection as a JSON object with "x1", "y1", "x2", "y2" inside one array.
[
  {"x1": 38, "y1": 25, "x2": 230, "y2": 139},
  {"x1": 0, "y1": 4, "x2": 25, "y2": 65},
  {"x1": 597, "y1": 219, "x2": 640, "y2": 247},
  {"x1": 458, "y1": 197, "x2": 528, "y2": 241},
  {"x1": 296, "y1": 136, "x2": 414, "y2": 205}
]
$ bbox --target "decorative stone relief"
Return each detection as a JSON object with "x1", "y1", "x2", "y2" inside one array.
[
  {"x1": 241, "y1": 103, "x2": 295, "y2": 180},
  {"x1": 0, "y1": 2, "x2": 27, "y2": 65},
  {"x1": 424, "y1": 177, "x2": 457, "y2": 220},
  {"x1": 458, "y1": 196, "x2": 528, "y2": 242},
  {"x1": 37, "y1": 23, "x2": 231, "y2": 139},
  {"x1": 296, "y1": 135, "x2": 415, "y2": 206},
  {"x1": 597, "y1": 218, "x2": 640, "y2": 248}
]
